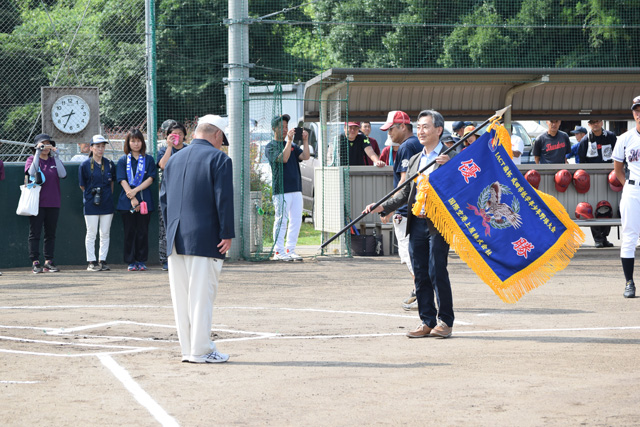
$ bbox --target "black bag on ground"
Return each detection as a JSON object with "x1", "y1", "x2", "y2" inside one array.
[{"x1": 350, "y1": 234, "x2": 383, "y2": 256}]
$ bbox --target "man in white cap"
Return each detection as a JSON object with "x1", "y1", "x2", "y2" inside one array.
[{"x1": 160, "y1": 114, "x2": 235, "y2": 363}]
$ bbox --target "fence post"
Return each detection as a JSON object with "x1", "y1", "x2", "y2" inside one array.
[
  {"x1": 228, "y1": 0, "x2": 250, "y2": 259},
  {"x1": 145, "y1": 0, "x2": 157, "y2": 156}
]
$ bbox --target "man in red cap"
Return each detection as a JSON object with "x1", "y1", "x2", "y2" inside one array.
[
  {"x1": 339, "y1": 122, "x2": 384, "y2": 167},
  {"x1": 380, "y1": 110, "x2": 423, "y2": 310}
]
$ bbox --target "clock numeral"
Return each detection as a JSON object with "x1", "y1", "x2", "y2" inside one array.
[
  {"x1": 80, "y1": 105, "x2": 84, "y2": 110},
  {"x1": 57, "y1": 106, "x2": 61, "y2": 111},
  {"x1": 81, "y1": 119, "x2": 85, "y2": 123},
  {"x1": 83, "y1": 112, "x2": 87, "y2": 116},
  {"x1": 55, "y1": 113, "x2": 58, "y2": 117},
  {"x1": 58, "y1": 119, "x2": 61, "y2": 124}
]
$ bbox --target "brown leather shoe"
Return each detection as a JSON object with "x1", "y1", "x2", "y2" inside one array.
[
  {"x1": 406, "y1": 323, "x2": 433, "y2": 338},
  {"x1": 429, "y1": 321, "x2": 452, "y2": 338}
]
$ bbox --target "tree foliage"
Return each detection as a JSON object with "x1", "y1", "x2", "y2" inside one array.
[{"x1": 2, "y1": 0, "x2": 639, "y2": 143}]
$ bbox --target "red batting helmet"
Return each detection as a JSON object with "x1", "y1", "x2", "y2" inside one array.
[
  {"x1": 575, "y1": 202, "x2": 594, "y2": 220},
  {"x1": 555, "y1": 169, "x2": 572, "y2": 192},
  {"x1": 524, "y1": 169, "x2": 541, "y2": 189},
  {"x1": 595, "y1": 200, "x2": 613, "y2": 218},
  {"x1": 608, "y1": 170, "x2": 623, "y2": 192},
  {"x1": 573, "y1": 169, "x2": 591, "y2": 194}
]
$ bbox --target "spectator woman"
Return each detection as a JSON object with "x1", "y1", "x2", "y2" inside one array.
[
  {"x1": 116, "y1": 129, "x2": 157, "y2": 271},
  {"x1": 25, "y1": 134, "x2": 67, "y2": 273},
  {"x1": 156, "y1": 121, "x2": 188, "y2": 271},
  {"x1": 79, "y1": 135, "x2": 116, "y2": 272}
]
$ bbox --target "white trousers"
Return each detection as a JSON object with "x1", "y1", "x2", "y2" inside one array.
[
  {"x1": 393, "y1": 215, "x2": 414, "y2": 275},
  {"x1": 168, "y1": 253, "x2": 223, "y2": 360},
  {"x1": 620, "y1": 184, "x2": 640, "y2": 259},
  {"x1": 84, "y1": 214, "x2": 113, "y2": 262},
  {"x1": 273, "y1": 191, "x2": 303, "y2": 253}
]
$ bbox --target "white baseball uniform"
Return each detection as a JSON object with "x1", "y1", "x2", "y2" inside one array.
[{"x1": 612, "y1": 127, "x2": 640, "y2": 258}]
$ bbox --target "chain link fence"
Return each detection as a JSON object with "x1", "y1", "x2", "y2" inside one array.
[{"x1": 2, "y1": 0, "x2": 639, "y2": 259}]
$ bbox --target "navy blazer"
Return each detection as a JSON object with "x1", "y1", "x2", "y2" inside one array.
[{"x1": 160, "y1": 139, "x2": 235, "y2": 259}]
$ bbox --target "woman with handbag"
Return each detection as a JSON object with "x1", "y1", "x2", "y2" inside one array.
[
  {"x1": 25, "y1": 134, "x2": 67, "y2": 274},
  {"x1": 116, "y1": 128, "x2": 157, "y2": 271},
  {"x1": 79, "y1": 135, "x2": 116, "y2": 272}
]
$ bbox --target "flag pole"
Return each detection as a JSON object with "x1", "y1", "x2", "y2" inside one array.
[{"x1": 320, "y1": 105, "x2": 512, "y2": 250}]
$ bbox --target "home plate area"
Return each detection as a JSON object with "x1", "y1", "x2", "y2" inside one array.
[{"x1": 0, "y1": 320, "x2": 273, "y2": 357}]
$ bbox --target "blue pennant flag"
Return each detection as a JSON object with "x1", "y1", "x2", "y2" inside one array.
[{"x1": 413, "y1": 125, "x2": 584, "y2": 303}]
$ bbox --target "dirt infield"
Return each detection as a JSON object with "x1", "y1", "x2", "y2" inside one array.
[{"x1": 1, "y1": 247, "x2": 639, "y2": 426}]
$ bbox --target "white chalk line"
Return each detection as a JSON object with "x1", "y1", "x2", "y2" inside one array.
[
  {"x1": 0, "y1": 380, "x2": 40, "y2": 384},
  {"x1": 453, "y1": 326, "x2": 640, "y2": 335},
  {"x1": 0, "y1": 304, "x2": 471, "y2": 323},
  {"x1": 0, "y1": 334, "x2": 148, "y2": 350},
  {"x1": 0, "y1": 305, "x2": 172, "y2": 310},
  {"x1": 98, "y1": 355, "x2": 179, "y2": 427},
  {"x1": 0, "y1": 348, "x2": 150, "y2": 357},
  {"x1": 2, "y1": 307, "x2": 640, "y2": 357}
]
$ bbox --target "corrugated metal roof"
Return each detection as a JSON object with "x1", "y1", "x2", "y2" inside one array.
[{"x1": 303, "y1": 68, "x2": 640, "y2": 121}]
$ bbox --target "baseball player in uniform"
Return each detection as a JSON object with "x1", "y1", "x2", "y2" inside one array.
[{"x1": 612, "y1": 95, "x2": 640, "y2": 298}]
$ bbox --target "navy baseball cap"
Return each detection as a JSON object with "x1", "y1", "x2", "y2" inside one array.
[
  {"x1": 570, "y1": 126, "x2": 587, "y2": 135},
  {"x1": 271, "y1": 114, "x2": 290, "y2": 128},
  {"x1": 33, "y1": 133, "x2": 55, "y2": 146},
  {"x1": 452, "y1": 121, "x2": 465, "y2": 131},
  {"x1": 632, "y1": 95, "x2": 640, "y2": 110}
]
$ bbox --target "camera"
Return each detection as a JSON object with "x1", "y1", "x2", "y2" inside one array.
[{"x1": 91, "y1": 187, "x2": 102, "y2": 206}]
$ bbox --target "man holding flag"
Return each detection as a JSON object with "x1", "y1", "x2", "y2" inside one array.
[{"x1": 364, "y1": 110, "x2": 456, "y2": 339}]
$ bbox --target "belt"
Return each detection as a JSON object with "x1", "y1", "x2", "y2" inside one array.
[{"x1": 629, "y1": 180, "x2": 640, "y2": 186}]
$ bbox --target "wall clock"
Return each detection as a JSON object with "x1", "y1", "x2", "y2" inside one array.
[{"x1": 51, "y1": 94, "x2": 90, "y2": 134}]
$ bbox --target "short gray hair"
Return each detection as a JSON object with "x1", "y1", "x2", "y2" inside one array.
[{"x1": 417, "y1": 110, "x2": 444, "y2": 129}]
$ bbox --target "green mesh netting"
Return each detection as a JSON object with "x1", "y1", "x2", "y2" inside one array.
[{"x1": 2, "y1": 0, "x2": 640, "y2": 259}]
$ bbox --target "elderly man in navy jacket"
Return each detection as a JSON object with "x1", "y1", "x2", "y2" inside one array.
[{"x1": 160, "y1": 114, "x2": 235, "y2": 363}]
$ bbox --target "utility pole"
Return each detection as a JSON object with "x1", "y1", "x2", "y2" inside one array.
[{"x1": 227, "y1": 0, "x2": 251, "y2": 259}]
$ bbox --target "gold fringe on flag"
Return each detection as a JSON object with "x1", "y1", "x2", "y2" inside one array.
[{"x1": 487, "y1": 120, "x2": 513, "y2": 159}]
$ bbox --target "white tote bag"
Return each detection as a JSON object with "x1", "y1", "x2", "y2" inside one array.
[{"x1": 16, "y1": 183, "x2": 41, "y2": 216}]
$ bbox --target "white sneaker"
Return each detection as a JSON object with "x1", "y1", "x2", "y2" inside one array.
[
  {"x1": 273, "y1": 251, "x2": 292, "y2": 261},
  {"x1": 286, "y1": 250, "x2": 302, "y2": 261},
  {"x1": 190, "y1": 351, "x2": 229, "y2": 364}
]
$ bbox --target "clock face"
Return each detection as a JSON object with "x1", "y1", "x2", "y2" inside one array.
[{"x1": 51, "y1": 95, "x2": 90, "y2": 134}]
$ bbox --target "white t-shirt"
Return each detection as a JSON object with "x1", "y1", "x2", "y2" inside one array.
[
  {"x1": 612, "y1": 127, "x2": 640, "y2": 182},
  {"x1": 511, "y1": 135, "x2": 525, "y2": 165},
  {"x1": 70, "y1": 153, "x2": 89, "y2": 162}
]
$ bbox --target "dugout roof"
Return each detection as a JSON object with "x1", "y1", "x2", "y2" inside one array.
[{"x1": 303, "y1": 68, "x2": 640, "y2": 122}]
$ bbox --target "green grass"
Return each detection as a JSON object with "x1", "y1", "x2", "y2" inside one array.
[{"x1": 263, "y1": 220, "x2": 321, "y2": 246}]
